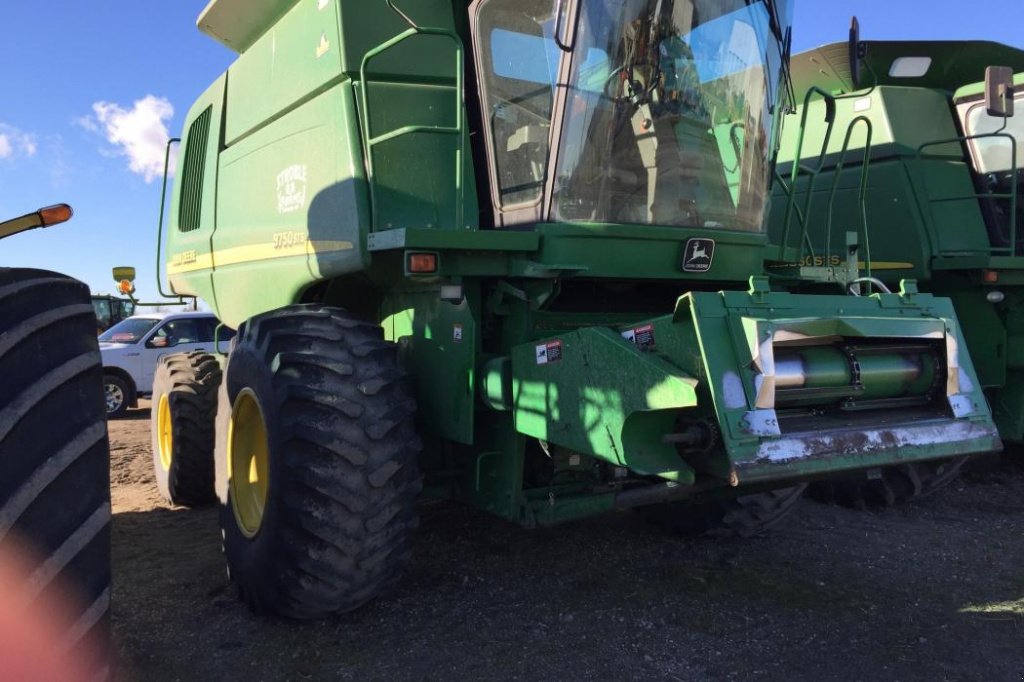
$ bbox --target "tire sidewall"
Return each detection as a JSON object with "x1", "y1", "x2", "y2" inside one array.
[
  {"x1": 150, "y1": 358, "x2": 174, "y2": 502},
  {"x1": 216, "y1": 328, "x2": 288, "y2": 612}
]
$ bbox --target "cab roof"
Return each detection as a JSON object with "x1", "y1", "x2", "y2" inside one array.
[
  {"x1": 791, "y1": 40, "x2": 1024, "y2": 96},
  {"x1": 197, "y1": 0, "x2": 299, "y2": 53}
]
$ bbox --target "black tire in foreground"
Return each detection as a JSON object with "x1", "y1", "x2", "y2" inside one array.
[
  {"x1": 215, "y1": 305, "x2": 423, "y2": 618},
  {"x1": 808, "y1": 457, "x2": 969, "y2": 509},
  {"x1": 642, "y1": 484, "x2": 807, "y2": 538},
  {"x1": 0, "y1": 268, "x2": 111, "y2": 675},
  {"x1": 151, "y1": 351, "x2": 221, "y2": 506}
]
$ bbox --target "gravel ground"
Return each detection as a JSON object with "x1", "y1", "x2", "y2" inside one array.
[{"x1": 109, "y1": 403, "x2": 1024, "y2": 681}]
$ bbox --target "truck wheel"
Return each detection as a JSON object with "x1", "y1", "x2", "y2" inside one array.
[
  {"x1": 151, "y1": 352, "x2": 221, "y2": 506},
  {"x1": 0, "y1": 268, "x2": 111, "y2": 674},
  {"x1": 102, "y1": 374, "x2": 129, "y2": 418},
  {"x1": 215, "y1": 305, "x2": 422, "y2": 618},
  {"x1": 642, "y1": 484, "x2": 807, "y2": 538},
  {"x1": 808, "y1": 457, "x2": 969, "y2": 509}
]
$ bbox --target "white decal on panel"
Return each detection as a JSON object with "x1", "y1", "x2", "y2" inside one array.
[{"x1": 276, "y1": 164, "x2": 308, "y2": 214}]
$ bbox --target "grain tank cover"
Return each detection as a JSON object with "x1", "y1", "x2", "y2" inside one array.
[{"x1": 198, "y1": 0, "x2": 299, "y2": 53}]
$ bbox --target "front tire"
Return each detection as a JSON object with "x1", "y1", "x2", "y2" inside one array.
[
  {"x1": 151, "y1": 352, "x2": 221, "y2": 506},
  {"x1": 808, "y1": 457, "x2": 969, "y2": 509},
  {"x1": 0, "y1": 268, "x2": 111, "y2": 675},
  {"x1": 215, "y1": 305, "x2": 423, "y2": 618},
  {"x1": 642, "y1": 485, "x2": 807, "y2": 538}
]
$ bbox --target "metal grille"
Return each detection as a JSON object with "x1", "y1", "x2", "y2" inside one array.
[{"x1": 178, "y1": 107, "x2": 212, "y2": 233}]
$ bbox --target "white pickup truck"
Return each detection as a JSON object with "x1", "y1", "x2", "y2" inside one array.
[{"x1": 98, "y1": 311, "x2": 232, "y2": 417}]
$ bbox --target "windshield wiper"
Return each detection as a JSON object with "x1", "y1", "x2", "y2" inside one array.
[{"x1": 758, "y1": 0, "x2": 785, "y2": 43}]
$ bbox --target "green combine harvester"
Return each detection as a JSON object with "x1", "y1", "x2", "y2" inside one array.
[
  {"x1": 768, "y1": 28, "x2": 1024, "y2": 505},
  {"x1": 152, "y1": 0, "x2": 999, "y2": 618}
]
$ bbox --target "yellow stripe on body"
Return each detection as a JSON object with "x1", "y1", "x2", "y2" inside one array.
[{"x1": 166, "y1": 239, "x2": 354, "y2": 275}]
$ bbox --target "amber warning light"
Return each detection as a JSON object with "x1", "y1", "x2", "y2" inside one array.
[
  {"x1": 407, "y1": 253, "x2": 438, "y2": 274},
  {"x1": 38, "y1": 204, "x2": 73, "y2": 227}
]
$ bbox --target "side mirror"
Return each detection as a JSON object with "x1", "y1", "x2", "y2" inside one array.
[
  {"x1": 149, "y1": 336, "x2": 169, "y2": 348},
  {"x1": 986, "y1": 66, "x2": 1015, "y2": 118},
  {"x1": 848, "y1": 16, "x2": 865, "y2": 90}
]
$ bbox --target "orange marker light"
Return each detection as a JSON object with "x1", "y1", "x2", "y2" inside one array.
[
  {"x1": 38, "y1": 204, "x2": 73, "y2": 227},
  {"x1": 118, "y1": 279, "x2": 134, "y2": 295},
  {"x1": 983, "y1": 270, "x2": 999, "y2": 283},
  {"x1": 408, "y1": 253, "x2": 438, "y2": 274}
]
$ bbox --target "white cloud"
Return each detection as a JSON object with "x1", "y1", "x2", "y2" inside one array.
[
  {"x1": 0, "y1": 124, "x2": 39, "y2": 160},
  {"x1": 86, "y1": 95, "x2": 175, "y2": 183}
]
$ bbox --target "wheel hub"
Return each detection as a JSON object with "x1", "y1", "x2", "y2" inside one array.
[
  {"x1": 228, "y1": 389, "x2": 270, "y2": 538},
  {"x1": 105, "y1": 383, "x2": 124, "y2": 414},
  {"x1": 156, "y1": 394, "x2": 173, "y2": 471}
]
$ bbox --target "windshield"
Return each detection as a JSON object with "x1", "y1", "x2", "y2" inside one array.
[
  {"x1": 99, "y1": 317, "x2": 160, "y2": 344},
  {"x1": 965, "y1": 99, "x2": 1024, "y2": 174},
  {"x1": 552, "y1": 0, "x2": 788, "y2": 231},
  {"x1": 92, "y1": 299, "x2": 112, "y2": 330}
]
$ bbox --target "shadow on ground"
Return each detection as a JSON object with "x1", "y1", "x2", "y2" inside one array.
[{"x1": 110, "y1": 465, "x2": 1024, "y2": 681}]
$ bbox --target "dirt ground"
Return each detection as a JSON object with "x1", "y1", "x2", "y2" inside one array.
[{"x1": 109, "y1": 402, "x2": 1024, "y2": 681}]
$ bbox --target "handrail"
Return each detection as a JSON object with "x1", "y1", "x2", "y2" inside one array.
[
  {"x1": 778, "y1": 86, "x2": 837, "y2": 261},
  {"x1": 359, "y1": 25, "x2": 465, "y2": 233},
  {"x1": 152, "y1": 137, "x2": 195, "y2": 307},
  {"x1": 823, "y1": 116, "x2": 874, "y2": 285},
  {"x1": 917, "y1": 131, "x2": 1019, "y2": 256}
]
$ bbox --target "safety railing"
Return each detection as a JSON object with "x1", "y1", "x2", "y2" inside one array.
[
  {"x1": 359, "y1": 2, "x2": 465, "y2": 233},
  {"x1": 917, "y1": 131, "x2": 1019, "y2": 256},
  {"x1": 775, "y1": 87, "x2": 875, "y2": 281}
]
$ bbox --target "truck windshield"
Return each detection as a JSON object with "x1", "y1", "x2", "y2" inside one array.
[
  {"x1": 552, "y1": 0, "x2": 787, "y2": 231},
  {"x1": 99, "y1": 317, "x2": 160, "y2": 344}
]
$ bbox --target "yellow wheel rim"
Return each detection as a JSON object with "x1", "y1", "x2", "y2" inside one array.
[
  {"x1": 157, "y1": 394, "x2": 173, "y2": 472},
  {"x1": 228, "y1": 389, "x2": 270, "y2": 538}
]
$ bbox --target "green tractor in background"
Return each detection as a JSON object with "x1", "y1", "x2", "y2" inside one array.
[
  {"x1": 767, "y1": 27, "x2": 1024, "y2": 506},
  {"x1": 0, "y1": 205, "x2": 111, "y2": 674},
  {"x1": 151, "y1": 0, "x2": 999, "y2": 618},
  {"x1": 91, "y1": 294, "x2": 135, "y2": 333}
]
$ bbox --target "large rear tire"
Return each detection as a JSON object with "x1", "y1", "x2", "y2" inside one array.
[
  {"x1": 642, "y1": 485, "x2": 807, "y2": 538},
  {"x1": 0, "y1": 268, "x2": 111, "y2": 676},
  {"x1": 808, "y1": 457, "x2": 969, "y2": 509},
  {"x1": 151, "y1": 351, "x2": 221, "y2": 506},
  {"x1": 215, "y1": 305, "x2": 422, "y2": 618}
]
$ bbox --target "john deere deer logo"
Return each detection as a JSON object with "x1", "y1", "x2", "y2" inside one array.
[{"x1": 682, "y1": 238, "x2": 715, "y2": 272}]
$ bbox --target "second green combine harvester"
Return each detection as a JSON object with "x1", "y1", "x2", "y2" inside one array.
[
  {"x1": 768, "y1": 30, "x2": 1024, "y2": 505},
  {"x1": 152, "y1": 0, "x2": 998, "y2": 617}
]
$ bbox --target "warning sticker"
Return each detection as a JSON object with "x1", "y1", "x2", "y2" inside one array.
[
  {"x1": 535, "y1": 340, "x2": 563, "y2": 365},
  {"x1": 453, "y1": 323, "x2": 463, "y2": 343},
  {"x1": 621, "y1": 324, "x2": 656, "y2": 350}
]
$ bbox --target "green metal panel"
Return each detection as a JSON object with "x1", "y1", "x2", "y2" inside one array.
[
  {"x1": 210, "y1": 82, "x2": 368, "y2": 328},
  {"x1": 382, "y1": 286, "x2": 478, "y2": 444},
  {"x1": 948, "y1": 290, "x2": 1007, "y2": 388},
  {"x1": 511, "y1": 325, "x2": 700, "y2": 482},
  {"x1": 224, "y1": 0, "x2": 344, "y2": 145},
  {"x1": 768, "y1": 160, "x2": 933, "y2": 280},
  {"x1": 534, "y1": 223, "x2": 766, "y2": 282}
]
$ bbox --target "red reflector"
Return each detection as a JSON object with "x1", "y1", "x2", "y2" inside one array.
[
  {"x1": 983, "y1": 270, "x2": 999, "y2": 283},
  {"x1": 408, "y1": 253, "x2": 437, "y2": 273}
]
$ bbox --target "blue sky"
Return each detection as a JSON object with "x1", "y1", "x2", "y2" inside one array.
[{"x1": 1, "y1": 1, "x2": 1022, "y2": 302}]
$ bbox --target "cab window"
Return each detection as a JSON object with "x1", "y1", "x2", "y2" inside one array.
[{"x1": 475, "y1": 0, "x2": 560, "y2": 208}]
